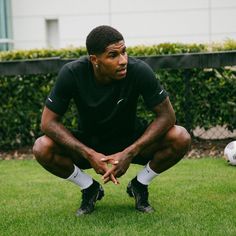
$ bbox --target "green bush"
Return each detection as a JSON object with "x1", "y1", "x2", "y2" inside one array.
[
  {"x1": 157, "y1": 68, "x2": 236, "y2": 131},
  {"x1": 0, "y1": 41, "x2": 236, "y2": 150},
  {"x1": 0, "y1": 74, "x2": 54, "y2": 149}
]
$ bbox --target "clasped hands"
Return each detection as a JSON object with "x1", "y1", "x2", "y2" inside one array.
[{"x1": 89, "y1": 151, "x2": 131, "y2": 185}]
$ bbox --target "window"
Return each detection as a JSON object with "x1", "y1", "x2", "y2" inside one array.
[
  {"x1": 46, "y1": 19, "x2": 59, "y2": 48},
  {"x1": 0, "y1": 0, "x2": 13, "y2": 51}
]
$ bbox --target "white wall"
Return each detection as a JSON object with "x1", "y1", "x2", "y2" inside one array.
[{"x1": 11, "y1": 0, "x2": 236, "y2": 49}]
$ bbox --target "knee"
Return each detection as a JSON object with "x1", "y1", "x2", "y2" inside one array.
[
  {"x1": 170, "y1": 126, "x2": 191, "y2": 154},
  {"x1": 32, "y1": 136, "x2": 55, "y2": 163}
]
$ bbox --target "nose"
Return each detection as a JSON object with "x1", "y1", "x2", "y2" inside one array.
[{"x1": 119, "y1": 54, "x2": 127, "y2": 65}]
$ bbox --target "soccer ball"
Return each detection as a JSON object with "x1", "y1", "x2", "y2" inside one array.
[{"x1": 224, "y1": 141, "x2": 236, "y2": 166}]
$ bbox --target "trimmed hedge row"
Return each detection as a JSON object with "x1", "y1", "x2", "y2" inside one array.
[{"x1": 0, "y1": 41, "x2": 236, "y2": 150}]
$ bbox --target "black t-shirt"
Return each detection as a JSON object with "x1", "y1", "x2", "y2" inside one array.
[{"x1": 45, "y1": 56, "x2": 168, "y2": 140}]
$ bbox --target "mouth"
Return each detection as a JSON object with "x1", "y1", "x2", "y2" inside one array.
[{"x1": 117, "y1": 67, "x2": 127, "y2": 77}]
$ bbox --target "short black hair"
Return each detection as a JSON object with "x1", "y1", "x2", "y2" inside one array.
[{"x1": 86, "y1": 25, "x2": 124, "y2": 55}]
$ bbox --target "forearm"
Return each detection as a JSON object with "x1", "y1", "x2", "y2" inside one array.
[
  {"x1": 124, "y1": 116, "x2": 175, "y2": 157},
  {"x1": 42, "y1": 119, "x2": 94, "y2": 160},
  {"x1": 123, "y1": 98, "x2": 176, "y2": 159},
  {"x1": 101, "y1": 114, "x2": 176, "y2": 180}
]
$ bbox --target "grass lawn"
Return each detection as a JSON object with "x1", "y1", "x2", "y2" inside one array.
[{"x1": 0, "y1": 158, "x2": 236, "y2": 236}]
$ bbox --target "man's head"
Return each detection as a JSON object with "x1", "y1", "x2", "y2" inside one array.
[
  {"x1": 86, "y1": 26, "x2": 128, "y2": 84},
  {"x1": 86, "y1": 25, "x2": 124, "y2": 55}
]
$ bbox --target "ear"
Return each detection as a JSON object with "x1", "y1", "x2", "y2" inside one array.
[{"x1": 89, "y1": 55, "x2": 98, "y2": 66}]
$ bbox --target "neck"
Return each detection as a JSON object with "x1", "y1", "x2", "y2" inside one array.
[{"x1": 93, "y1": 66, "x2": 112, "y2": 85}]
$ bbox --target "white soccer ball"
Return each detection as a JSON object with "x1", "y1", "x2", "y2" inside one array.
[{"x1": 224, "y1": 141, "x2": 236, "y2": 166}]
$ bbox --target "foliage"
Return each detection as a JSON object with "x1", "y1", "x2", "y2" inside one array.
[
  {"x1": 156, "y1": 68, "x2": 236, "y2": 131},
  {"x1": 0, "y1": 42, "x2": 236, "y2": 150},
  {"x1": 0, "y1": 47, "x2": 87, "y2": 61},
  {"x1": 211, "y1": 39, "x2": 236, "y2": 51},
  {"x1": 127, "y1": 42, "x2": 206, "y2": 56},
  {"x1": 0, "y1": 74, "x2": 55, "y2": 149}
]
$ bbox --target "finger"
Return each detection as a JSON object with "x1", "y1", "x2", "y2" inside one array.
[
  {"x1": 110, "y1": 174, "x2": 119, "y2": 184},
  {"x1": 102, "y1": 168, "x2": 114, "y2": 180},
  {"x1": 101, "y1": 157, "x2": 119, "y2": 165},
  {"x1": 101, "y1": 157, "x2": 108, "y2": 162},
  {"x1": 102, "y1": 166, "x2": 116, "y2": 182},
  {"x1": 112, "y1": 160, "x2": 119, "y2": 165},
  {"x1": 106, "y1": 160, "x2": 119, "y2": 165},
  {"x1": 103, "y1": 176, "x2": 110, "y2": 183},
  {"x1": 103, "y1": 174, "x2": 119, "y2": 185}
]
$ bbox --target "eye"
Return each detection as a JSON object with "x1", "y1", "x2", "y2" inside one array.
[
  {"x1": 109, "y1": 52, "x2": 117, "y2": 58},
  {"x1": 121, "y1": 48, "x2": 127, "y2": 55}
]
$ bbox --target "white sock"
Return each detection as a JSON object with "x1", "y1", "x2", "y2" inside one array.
[
  {"x1": 67, "y1": 165, "x2": 93, "y2": 189},
  {"x1": 137, "y1": 161, "x2": 159, "y2": 185}
]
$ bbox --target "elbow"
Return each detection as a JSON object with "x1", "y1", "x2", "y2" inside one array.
[
  {"x1": 166, "y1": 99, "x2": 176, "y2": 127},
  {"x1": 40, "y1": 122, "x2": 46, "y2": 133},
  {"x1": 170, "y1": 101, "x2": 177, "y2": 126},
  {"x1": 171, "y1": 112, "x2": 176, "y2": 126},
  {"x1": 167, "y1": 107, "x2": 176, "y2": 128},
  {"x1": 167, "y1": 116, "x2": 176, "y2": 130},
  {"x1": 40, "y1": 107, "x2": 61, "y2": 134},
  {"x1": 40, "y1": 119, "x2": 59, "y2": 134},
  {"x1": 40, "y1": 120, "x2": 50, "y2": 133}
]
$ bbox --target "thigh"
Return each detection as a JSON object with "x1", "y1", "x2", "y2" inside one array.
[
  {"x1": 131, "y1": 125, "x2": 184, "y2": 165},
  {"x1": 40, "y1": 134, "x2": 92, "y2": 170}
]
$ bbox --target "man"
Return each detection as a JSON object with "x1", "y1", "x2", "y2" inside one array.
[{"x1": 33, "y1": 25, "x2": 191, "y2": 216}]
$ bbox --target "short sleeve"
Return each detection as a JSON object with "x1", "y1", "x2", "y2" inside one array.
[
  {"x1": 137, "y1": 61, "x2": 168, "y2": 109},
  {"x1": 45, "y1": 64, "x2": 75, "y2": 115}
]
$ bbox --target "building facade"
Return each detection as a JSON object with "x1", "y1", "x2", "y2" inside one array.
[
  {"x1": 0, "y1": 0, "x2": 13, "y2": 50},
  {"x1": 1, "y1": 0, "x2": 236, "y2": 50}
]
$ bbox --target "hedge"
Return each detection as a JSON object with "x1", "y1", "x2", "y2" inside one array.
[{"x1": 0, "y1": 40, "x2": 236, "y2": 150}]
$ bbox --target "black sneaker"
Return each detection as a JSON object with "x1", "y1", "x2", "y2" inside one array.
[
  {"x1": 127, "y1": 177, "x2": 154, "y2": 213},
  {"x1": 76, "y1": 180, "x2": 104, "y2": 216}
]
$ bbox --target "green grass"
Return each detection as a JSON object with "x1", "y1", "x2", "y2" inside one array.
[{"x1": 0, "y1": 158, "x2": 236, "y2": 236}]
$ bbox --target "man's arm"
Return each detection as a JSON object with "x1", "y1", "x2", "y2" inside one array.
[
  {"x1": 124, "y1": 96, "x2": 176, "y2": 157},
  {"x1": 41, "y1": 106, "x2": 119, "y2": 184},
  {"x1": 102, "y1": 97, "x2": 176, "y2": 180},
  {"x1": 41, "y1": 106, "x2": 95, "y2": 160}
]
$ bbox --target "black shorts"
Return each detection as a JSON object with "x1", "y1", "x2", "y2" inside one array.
[{"x1": 72, "y1": 119, "x2": 150, "y2": 169}]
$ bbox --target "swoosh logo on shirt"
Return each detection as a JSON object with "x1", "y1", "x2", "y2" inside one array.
[
  {"x1": 48, "y1": 98, "x2": 53, "y2": 102},
  {"x1": 117, "y1": 99, "x2": 124, "y2": 105}
]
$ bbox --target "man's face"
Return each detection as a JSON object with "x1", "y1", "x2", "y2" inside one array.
[{"x1": 94, "y1": 40, "x2": 128, "y2": 83}]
